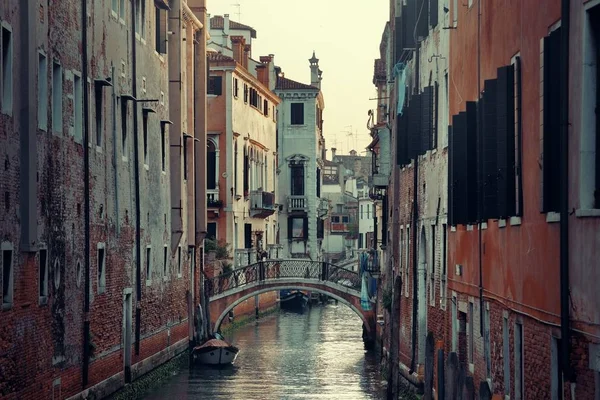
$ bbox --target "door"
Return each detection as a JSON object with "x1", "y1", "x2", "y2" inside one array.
[{"x1": 123, "y1": 290, "x2": 132, "y2": 382}]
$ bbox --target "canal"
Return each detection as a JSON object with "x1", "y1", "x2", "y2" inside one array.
[{"x1": 143, "y1": 301, "x2": 386, "y2": 399}]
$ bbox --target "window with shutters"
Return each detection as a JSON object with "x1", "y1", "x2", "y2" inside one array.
[
  {"x1": 496, "y1": 65, "x2": 516, "y2": 219},
  {"x1": 541, "y1": 28, "x2": 561, "y2": 213},
  {"x1": 481, "y1": 78, "x2": 499, "y2": 220},
  {"x1": 243, "y1": 147, "x2": 249, "y2": 195},
  {"x1": 1, "y1": 243, "x2": 13, "y2": 308},
  {"x1": 243, "y1": 84, "x2": 248, "y2": 103},
  {"x1": 421, "y1": 86, "x2": 433, "y2": 154},
  {"x1": 155, "y1": 6, "x2": 167, "y2": 54},
  {"x1": 291, "y1": 103, "x2": 304, "y2": 125},
  {"x1": 39, "y1": 248, "x2": 48, "y2": 303},
  {"x1": 160, "y1": 122, "x2": 166, "y2": 171},
  {"x1": 583, "y1": 6, "x2": 600, "y2": 209},
  {"x1": 38, "y1": 52, "x2": 48, "y2": 131},
  {"x1": 1, "y1": 26, "x2": 13, "y2": 115},
  {"x1": 233, "y1": 77, "x2": 239, "y2": 98},
  {"x1": 208, "y1": 76, "x2": 222, "y2": 95},
  {"x1": 98, "y1": 244, "x2": 106, "y2": 293}
]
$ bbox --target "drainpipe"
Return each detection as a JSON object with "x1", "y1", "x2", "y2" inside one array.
[
  {"x1": 81, "y1": 0, "x2": 91, "y2": 387},
  {"x1": 410, "y1": 45, "x2": 420, "y2": 374},
  {"x1": 19, "y1": 0, "x2": 38, "y2": 252},
  {"x1": 477, "y1": 0, "x2": 484, "y2": 338},
  {"x1": 559, "y1": 0, "x2": 571, "y2": 382},
  {"x1": 131, "y1": 0, "x2": 142, "y2": 356}
]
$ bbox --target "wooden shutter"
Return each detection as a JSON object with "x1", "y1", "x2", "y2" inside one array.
[
  {"x1": 408, "y1": 94, "x2": 421, "y2": 159},
  {"x1": 453, "y1": 112, "x2": 468, "y2": 225},
  {"x1": 395, "y1": 16, "x2": 404, "y2": 63},
  {"x1": 287, "y1": 217, "x2": 293, "y2": 240},
  {"x1": 303, "y1": 217, "x2": 309, "y2": 240},
  {"x1": 417, "y1": 0, "x2": 430, "y2": 39},
  {"x1": 207, "y1": 150, "x2": 216, "y2": 189},
  {"x1": 243, "y1": 152, "x2": 249, "y2": 193},
  {"x1": 244, "y1": 224, "x2": 252, "y2": 249},
  {"x1": 430, "y1": 0, "x2": 439, "y2": 28},
  {"x1": 466, "y1": 101, "x2": 478, "y2": 223},
  {"x1": 496, "y1": 65, "x2": 516, "y2": 218},
  {"x1": 396, "y1": 111, "x2": 409, "y2": 166},
  {"x1": 316, "y1": 168, "x2": 321, "y2": 198},
  {"x1": 541, "y1": 29, "x2": 561, "y2": 212},
  {"x1": 421, "y1": 86, "x2": 433, "y2": 154},
  {"x1": 404, "y1": 3, "x2": 417, "y2": 51},
  {"x1": 482, "y1": 79, "x2": 499, "y2": 220},
  {"x1": 448, "y1": 124, "x2": 454, "y2": 226},
  {"x1": 156, "y1": 8, "x2": 168, "y2": 54}
]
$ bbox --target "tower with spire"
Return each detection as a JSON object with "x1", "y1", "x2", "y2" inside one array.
[{"x1": 309, "y1": 51, "x2": 322, "y2": 89}]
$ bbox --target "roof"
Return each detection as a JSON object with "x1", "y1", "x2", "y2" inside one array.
[
  {"x1": 332, "y1": 154, "x2": 372, "y2": 181},
  {"x1": 275, "y1": 76, "x2": 319, "y2": 91},
  {"x1": 210, "y1": 15, "x2": 257, "y2": 39},
  {"x1": 207, "y1": 52, "x2": 236, "y2": 63}
]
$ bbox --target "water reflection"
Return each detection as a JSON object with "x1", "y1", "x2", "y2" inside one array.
[{"x1": 144, "y1": 302, "x2": 386, "y2": 400}]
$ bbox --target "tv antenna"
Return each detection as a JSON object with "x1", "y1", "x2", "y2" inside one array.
[{"x1": 231, "y1": 3, "x2": 241, "y2": 21}]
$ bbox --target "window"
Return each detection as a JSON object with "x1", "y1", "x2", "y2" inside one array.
[
  {"x1": 342, "y1": 216, "x2": 349, "y2": 223},
  {"x1": 515, "y1": 321, "x2": 524, "y2": 399},
  {"x1": 120, "y1": 0, "x2": 126, "y2": 19},
  {"x1": 263, "y1": 99, "x2": 269, "y2": 116},
  {"x1": 360, "y1": 205, "x2": 364, "y2": 218},
  {"x1": 97, "y1": 244, "x2": 106, "y2": 293},
  {"x1": 142, "y1": 113, "x2": 148, "y2": 164},
  {"x1": 336, "y1": 204, "x2": 343, "y2": 213},
  {"x1": 367, "y1": 204, "x2": 371, "y2": 219},
  {"x1": 290, "y1": 165, "x2": 304, "y2": 195},
  {"x1": 468, "y1": 301, "x2": 474, "y2": 364},
  {"x1": 484, "y1": 304, "x2": 491, "y2": 378},
  {"x1": 135, "y1": 0, "x2": 146, "y2": 38},
  {"x1": 155, "y1": 7, "x2": 167, "y2": 54},
  {"x1": 39, "y1": 249, "x2": 48, "y2": 301},
  {"x1": 233, "y1": 77, "x2": 239, "y2": 98},
  {"x1": 234, "y1": 141, "x2": 238, "y2": 195},
  {"x1": 161, "y1": 123, "x2": 166, "y2": 171},
  {"x1": 121, "y1": 99, "x2": 128, "y2": 156},
  {"x1": 503, "y1": 316, "x2": 511, "y2": 395},
  {"x1": 52, "y1": 62, "x2": 63, "y2": 133},
  {"x1": 452, "y1": 0, "x2": 458, "y2": 27},
  {"x1": 183, "y1": 134, "x2": 188, "y2": 180},
  {"x1": 1, "y1": 27, "x2": 13, "y2": 114},
  {"x1": 244, "y1": 84, "x2": 248, "y2": 103},
  {"x1": 291, "y1": 103, "x2": 304, "y2": 125},
  {"x1": 74, "y1": 74, "x2": 83, "y2": 143},
  {"x1": 400, "y1": 228, "x2": 404, "y2": 275},
  {"x1": 112, "y1": 0, "x2": 118, "y2": 12},
  {"x1": 541, "y1": 28, "x2": 561, "y2": 213},
  {"x1": 208, "y1": 76, "x2": 222, "y2": 95},
  {"x1": 452, "y1": 294, "x2": 457, "y2": 351},
  {"x1": 583, "y1": 6, "x2": 600, "y2": 209},
  {"x1": 207, "y1": 222, "x2": 217, "y2": 240},
  {"x1": 207, "y1": 140, "x2": 217, "y2": 190},
  {"x1": 331, "y1": 216, "x2": 340, "y2": 223},
  {"x1": 289, "y1": 217, "x2": 307, "y2": 239},
  {"x1": 551, "y1": 337, "x2": 563, "y2": 400},
  {"x1": 249, "y1": 88, "x2": 259, "y2": 108},
  {"x1": 406, "y1": 227, "x2": 410, "y2": 297},
  {"x1": 38, "y1": 53, "x2": 48, "y2": 131},
  {"x1": 163, "y1": 245, "x2": 168, "y2": 276},
  {"x1": 2, "y1": 244, "x2": 13, "y2": 307},
  {"x1": 177, "y1": 246, "x2": 182, "y2": 277},
  {"x1": 145, "y1": 247, "x2": 151, "y2": 283},
  {"x1": 95, "y1": 85, "x2": 104, "y2": 147}
]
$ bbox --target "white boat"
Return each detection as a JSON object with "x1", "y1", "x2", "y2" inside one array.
[{"x1": 192, "y1": 338, "x2": 240, "y2": 366}]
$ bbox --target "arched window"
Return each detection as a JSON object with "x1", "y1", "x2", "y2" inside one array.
[{"x1": 207, "y1": 139, "x2": 217, "y2": 190}]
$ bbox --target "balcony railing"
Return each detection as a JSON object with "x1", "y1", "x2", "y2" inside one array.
[
  {"x1": 250, "y1": 190, "x2": 276, "y2": 218},
  {"x1": 330, "y1": 223, "x2": 349, "y2": 233},
  {"x1": 207, "y1": 190, "x2": 222, "y2": 208},
  {"x1": 234, "y1": 248, "x2": 258, "y2": 268},
  {"x1": 288, "y1": 195, "x2": 307, "y2": 213}
]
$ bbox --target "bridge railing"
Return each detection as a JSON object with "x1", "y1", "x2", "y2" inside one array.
[{"x1": 204, "y1": 259, "x2": 362, "y2": 297}]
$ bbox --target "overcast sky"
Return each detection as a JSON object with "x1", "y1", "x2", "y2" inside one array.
[{"x1": 207, "y1": 0, "x2": 389, "y2": 157}]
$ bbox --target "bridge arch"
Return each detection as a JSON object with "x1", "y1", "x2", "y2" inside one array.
[{"x1": 213, "y1": 284, "x2": 372, "y2": 334}]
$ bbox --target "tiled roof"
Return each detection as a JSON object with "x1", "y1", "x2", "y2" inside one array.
[
  {"x1": 275, "y1": 76, "x2": 318, "y2": 91},
  {"x1": 207, "y1": 52, "x2": 236, "y2": 63},
  {"x1": 210, "y1": 15, "x2": 257, "y2": 39}
]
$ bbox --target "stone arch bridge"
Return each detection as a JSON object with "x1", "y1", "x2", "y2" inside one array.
[{"x1": 204, "y1": 259, "x2": 376, "y2": 339}]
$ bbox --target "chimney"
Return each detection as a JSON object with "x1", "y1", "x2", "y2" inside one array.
[
  {"x1": 258, "y1": 55, "x2": 273, "y2": 89},
  {"x1": 331, "y1": 147, "x2": 337, "y2": 158},
  {"x1": 309, "y1": 51, "x2": 320, "y2": 89},
  {"x1": 222, "y1": 14, "x2": 230, "y2": 45},
  {"x1": 243, "y1": 44, "x2": 251, "y2": 70},
  {"x1": 230, "y1": 35, "x2": 245, "y2": 66}
]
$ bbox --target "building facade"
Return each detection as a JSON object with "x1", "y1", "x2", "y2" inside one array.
[
  {"x1": 0, "y1": 0, "x2": 208, "y2": 398},
  {"x1": 206, "y1": 31, "x2": 281, "y2": 267},
  {"x1": 275, "y1": 53, "x2": 327, "y2": 261}
]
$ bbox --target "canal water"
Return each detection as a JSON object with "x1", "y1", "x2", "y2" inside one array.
[{"x1": 144, "y1": 302, "x2": 386, "y2": 399}]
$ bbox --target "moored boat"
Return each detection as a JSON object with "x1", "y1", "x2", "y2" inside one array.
[
  {"x1": 279, "y1": 289, "x2": 309, "y2": 312},
  {"x1": 192, "y1": 338, "x2": 240, "y2": 366}
]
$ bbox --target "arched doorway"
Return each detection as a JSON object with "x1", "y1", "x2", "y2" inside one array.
[{"x1": 418, "y1": 226, "x2": 428, "y2": 364}]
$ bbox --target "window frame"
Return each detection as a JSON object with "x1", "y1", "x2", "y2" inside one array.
[
  {"x1": 1, "y1": 242, "x2": 14, "y2": 309},
  {"x1": 38, "y1": 51, "x2": 48, "y2": 131},
  {"x1": 97, "y1": 243, "x2": 106, "y2": 293},
  {"x1": 290, "y1": 102, "x2": 304, "y2": 125}
]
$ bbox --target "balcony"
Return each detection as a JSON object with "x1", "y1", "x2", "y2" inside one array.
[
  {"x1": 288, "y1": 195, "x2": 307, "y2": 213},
  {"x1": 250, "y1": 190, "x2": 276, "y2": 218},
  {"x1": 330, "y1": 223, "x2": 349, "y2": 233},
  {"x1": 207, "y1": 190, "x2": 222, "y2": 208}
]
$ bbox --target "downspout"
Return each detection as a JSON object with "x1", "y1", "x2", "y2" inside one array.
[
  {"x1": 559, "y1": 0, "x2": 571, "y2": 382},
  {"x1": 112, "y1": 65, "x2": 119, "y2": 236},
  {"x1": 81, "y1": 0, "x2": 91, "y2": 387},
  {"x1": 131, "y1": 0, "x2": 142, "y2": 356},
  {"x1": 477, "y1": 0, "x2": 484, "y2": 337},
  {"x1": 410, "y1": 45, "x2": 420, "y2": 374}
]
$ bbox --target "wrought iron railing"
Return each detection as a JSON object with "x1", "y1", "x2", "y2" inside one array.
[{"x1": 205, "y1": 259, "x2": 361, "y2": 297}]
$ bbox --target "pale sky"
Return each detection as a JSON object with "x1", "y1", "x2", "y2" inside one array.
[{"x1": 207, "y1": 0, "x2": 389, "y2": 157}]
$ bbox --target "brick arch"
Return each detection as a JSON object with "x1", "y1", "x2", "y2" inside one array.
[{"x1": 209, "y1": 283, "x2": 375, "y2": 335}]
